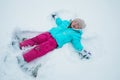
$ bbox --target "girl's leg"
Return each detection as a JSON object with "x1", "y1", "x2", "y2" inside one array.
[
  {"x1": 20, "y1": 32, "x2": 51, "y2": 49},
  {"x1": 23, "y1": 36, "x2": 57, "y2": 62}
]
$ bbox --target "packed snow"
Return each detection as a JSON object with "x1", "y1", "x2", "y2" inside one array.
[{"x1": 0, "y1": 0, "x2": 120, "y2": 80}]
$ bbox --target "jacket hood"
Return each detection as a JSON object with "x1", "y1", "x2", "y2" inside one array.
[{"x1": 71, "y1": 28, "x2": 83, "y2": 35}]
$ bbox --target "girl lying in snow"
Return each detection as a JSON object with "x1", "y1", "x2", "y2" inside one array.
[{"x1": 17, "y1": 13, "x2": 91, "y2": 65}]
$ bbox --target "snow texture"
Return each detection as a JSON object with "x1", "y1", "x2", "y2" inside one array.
[{"x1": 0, "y1": 0, "x2": 120, "y2": 80}]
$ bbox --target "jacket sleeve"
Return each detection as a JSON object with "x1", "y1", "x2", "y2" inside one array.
[
  {"x1": 71, "y1": 35, "x2": 83, "y2": 52},
  {"x1": 55, "y1": 17, "x2": 63, "y2": 26}
]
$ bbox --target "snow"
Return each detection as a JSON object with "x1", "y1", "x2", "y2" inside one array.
[{"x1": 0, "y1": 0, "x2": 120, "y2": 80}]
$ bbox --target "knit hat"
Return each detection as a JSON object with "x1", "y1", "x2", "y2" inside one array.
[{"x1": 72, "y1": 18, "x2": 86, "y2": 29}]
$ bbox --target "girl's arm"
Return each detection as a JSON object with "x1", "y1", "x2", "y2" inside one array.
[
  {"x1": 51, "y1": 13, "x2": 63, "y2": 26},
  {"x1": 71, "y1": 37, "x2": 83, "y2": 52}
]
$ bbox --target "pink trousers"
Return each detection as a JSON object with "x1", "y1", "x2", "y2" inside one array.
[{"x1": 20, "y1": 32, "x2": 57, "y2": 62}]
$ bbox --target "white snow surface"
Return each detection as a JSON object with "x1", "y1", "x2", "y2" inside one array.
[{"x1": 0, "y1": 0, "x2": 120, "y2": 80}]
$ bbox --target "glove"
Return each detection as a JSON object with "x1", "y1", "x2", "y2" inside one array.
[
  {"x1": 79, "y1": 49, "x2": 91, "y2": 60},
  {"x1": 51, "y1": 14, "x2": 56, "y2": 19},
  {"x1": 51, "y1": 12, "x2": 58, "y2": 20}
]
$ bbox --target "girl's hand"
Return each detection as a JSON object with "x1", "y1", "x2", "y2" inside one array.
[
  {"x1": 78, "y1": 49, "x2": 92, "y2": 60},
  {"x1": 51, "y1": 14, "x2": 56, "y2": 19},
  {"x1": 51, "y1": 12, "x2": 58, "y2": 20}
]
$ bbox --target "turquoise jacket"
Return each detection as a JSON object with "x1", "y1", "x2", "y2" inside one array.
[{"x1": 49, "y1": 17, "x2": 83, "y2": 51}]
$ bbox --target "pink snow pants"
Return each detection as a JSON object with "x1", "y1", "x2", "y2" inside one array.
[{"x1": 20, "y1": 32, "x2": 57, "y2": 62}]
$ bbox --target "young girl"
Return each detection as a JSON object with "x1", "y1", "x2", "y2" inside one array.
[{"x1": 18, "y1": 14, "x2": 91, "y2": 64}]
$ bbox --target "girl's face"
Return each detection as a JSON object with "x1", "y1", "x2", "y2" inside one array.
[
  {"x1": 71, "y1": 18, "x2": 86, "y2": 29},
  {"x1": 71, "y1": 21, "x2": 81, "y2": 29}
]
